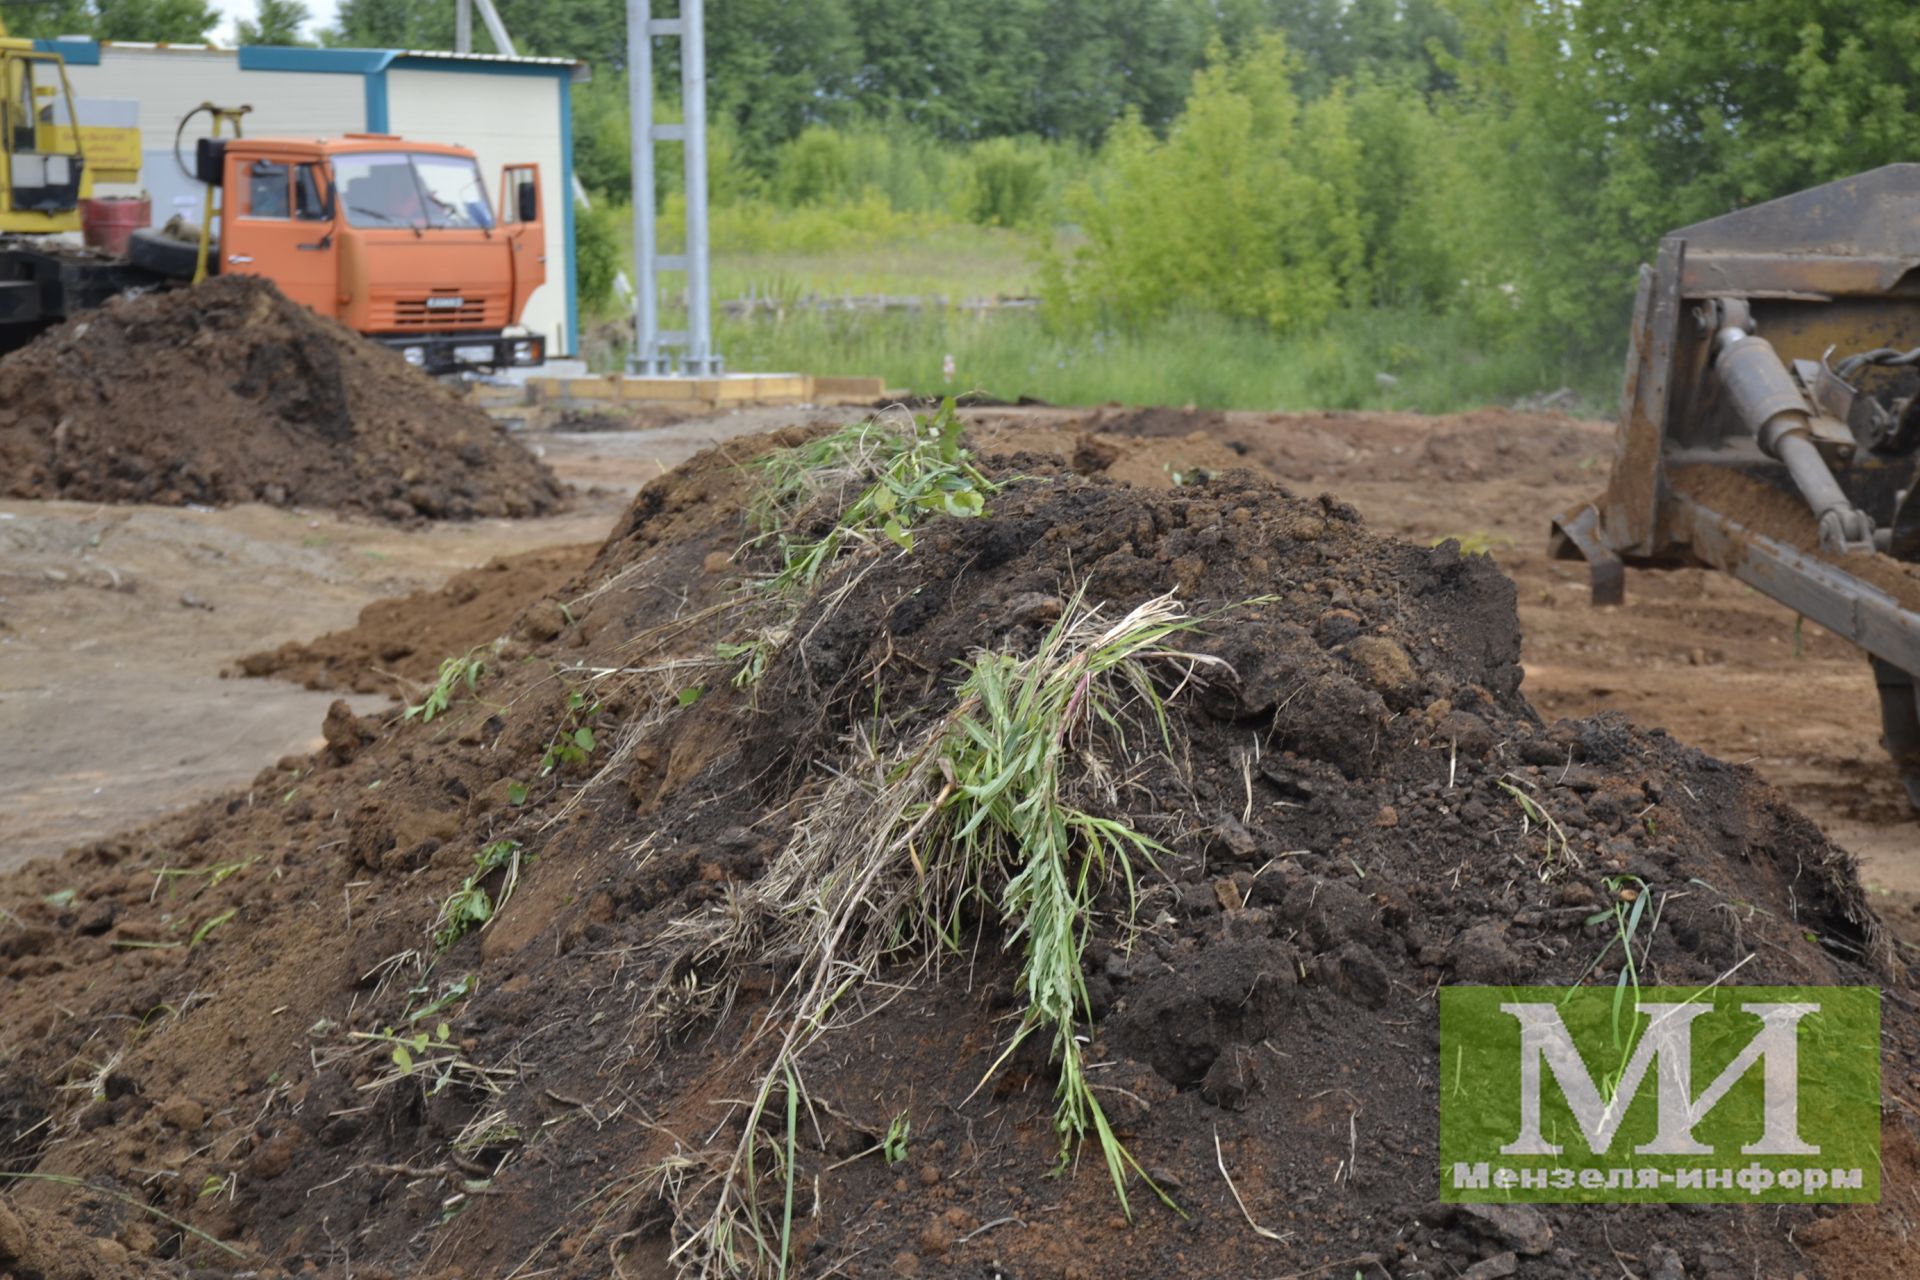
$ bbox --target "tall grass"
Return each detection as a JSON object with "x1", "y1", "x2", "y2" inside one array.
[{"x1": 717, "y1": 307, "x2": 1619, "y2": 414}]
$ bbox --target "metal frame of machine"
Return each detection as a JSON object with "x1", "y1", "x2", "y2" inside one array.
[{"x1": 1553, "y1": 164, "x2": 1920, "y2": 803}]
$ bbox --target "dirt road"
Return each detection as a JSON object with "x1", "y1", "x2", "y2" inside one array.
[
  {"x1": 5, "y1": 401, "x2": 1911, "y2": 935},
  {"x1": 0, "y1": 406, "x2": 856, "y2": 868}
]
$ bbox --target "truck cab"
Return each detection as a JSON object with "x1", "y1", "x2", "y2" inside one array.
[{"x1": 213, "y1": 134, "x2": 546, "y2": 372}]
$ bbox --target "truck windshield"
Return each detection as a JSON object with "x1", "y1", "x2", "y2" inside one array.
[{"x1": 333, "y1": 152, "x2": 494, "y2": 230}]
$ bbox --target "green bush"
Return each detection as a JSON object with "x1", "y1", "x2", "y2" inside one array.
[
  {"x1": 1044, "y1": 36, "x2": 1372, "y2": 334},
  {"x1": 959, "y1": 137, "x2": 1056, "y2": 228},
  {"x1": 574, "y1": 199, "x2": 628, "y2": 319},
  {"x1": 770, "y1": 120, "x2": 960, "y2": 213}
]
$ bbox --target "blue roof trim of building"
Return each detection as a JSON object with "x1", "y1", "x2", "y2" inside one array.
[
  {"x1": 387, "y1": 54, "x2": 580, "y2": 81},
  {"x1": 238, "y1": 47, "x2": 396, "y2": 75},
  {"x1": 364, "y1": 69, "x2": 390, "y2": 133},
  {"x1": 559, "y1": 75, "x2": 578, "y2": 357},
  {"x1": 33, "y1": 38, "x2": 101, "y2": 65}
]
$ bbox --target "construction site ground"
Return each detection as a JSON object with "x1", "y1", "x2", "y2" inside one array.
[{"x1": 7, "y1": 402, "x2": 1908, "y2": 933}]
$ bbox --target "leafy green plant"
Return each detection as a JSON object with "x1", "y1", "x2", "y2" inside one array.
[
  {"x1": 882, "y1": 1111, "x2": 911, "y2": 1167},
  {"x1": 749, "y1": 398, "x2": 1001, "y2": 593},
  {"x1": 718, "y1": 629, "x2": 783, "y2": 690},
  {"x1": 406, "y1": 973, "x2": 477, "y2": 1025},
  {"x1": 1433, "y1": 531, "x2": 1515, "y2": 557},
  {"x1": 406, "y1": 649, "x2": 489, "y2": 723},
  {"x1": 433, "y1": 840, "x2": 528, "y2": 951},
  {"x1": 540, "y1": 690, "x2": 602, "y2": 776},
  {"x1": 349, "y1": 1021, "x2": 509, "y2": 1097}
]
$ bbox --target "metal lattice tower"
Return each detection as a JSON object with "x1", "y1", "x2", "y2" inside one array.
[{"x1": 625, "y1": 0, "x2": 720, "y2": 375}]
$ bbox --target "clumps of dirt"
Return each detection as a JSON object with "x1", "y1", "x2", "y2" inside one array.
[
  {"x1": 236, "y1": 542, "x2": 599, "y2": 695},
  {"x1": 0, "y1": 276, "x2": 566, "y2": 521},
  {"x1": 1077, "y1": 403, "x2": 1232, "y2": 439},
  {"x1": 0, "y1": 1197, "x2": 146, "y2": 1279},
  {"x1": 0, "y1": 422, "x2": 1913, "y2": 1280},
  {"x1": 967, "y1": 417, "x2": 1246, "y2": 488},
  {"x1": 1669, "y1": 463, "x2": 1920, "y2": 609},
  {"x1": 547, "y1": 403, "x2": 693, "y2": 433}
]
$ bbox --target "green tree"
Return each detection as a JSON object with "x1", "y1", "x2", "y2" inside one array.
[
  {"x1": 0, "y1": 0, "x2": 97, "y2": 38},
  {"x1": 705, "y1": 0, "x2": 858, "y2": 156},
  {"x1": 324, "y1": 0, "x2": 446, "y2": 48},
  {"x1": 1443, "y1": 0, "x2": 1920, "y2": 352},
  {"x1": 1044, "y1": 36, "x2": 1372, "y2": 333},
  {"x1": 93, "y1": 0, "x2": 216, "y2": 41},
  {"x1": 235, "y1": 0, "x2": 309, "y2": 44}
]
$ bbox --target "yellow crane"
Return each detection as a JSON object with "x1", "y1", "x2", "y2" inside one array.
[{"x1": 0, "y1": 16, "x2": 140, "y2": 235}]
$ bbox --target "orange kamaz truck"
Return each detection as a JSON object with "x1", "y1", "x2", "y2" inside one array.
[
  {"x1": 132, "y1": 132, "x2": 547, "y2": 373},
  {"x1": 1, "y1": 126, "x2": 548, "y2": 373}
]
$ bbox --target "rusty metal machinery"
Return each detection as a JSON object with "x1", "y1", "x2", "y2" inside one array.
[{"x1": 1551, "y1": 164, "x2": 1920, "y2": 806}]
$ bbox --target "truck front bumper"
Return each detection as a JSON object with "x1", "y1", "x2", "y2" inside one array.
[{"x1": 371, "y1": 332, "x2": 545, "y2": 375}]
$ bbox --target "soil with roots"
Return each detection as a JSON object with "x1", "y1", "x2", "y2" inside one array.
[
  {"x1": 0, "y1": 276, "x2": 566, "y2": 521},
  {"x1": 0, "y1": 421, "x2": 1915, "y2": 1280}
]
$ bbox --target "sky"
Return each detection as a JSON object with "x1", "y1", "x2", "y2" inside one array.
[{"x1": 208, "y1": 0, "x2": 341, "y2": 45}]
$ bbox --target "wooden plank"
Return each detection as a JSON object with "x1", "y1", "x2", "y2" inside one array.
[
  {"x1": 618, "y1": 378, "x2": 700, "y2": 402},
  {"x1": 812, "y1": 375, "x2": 886, "y2": 401}
]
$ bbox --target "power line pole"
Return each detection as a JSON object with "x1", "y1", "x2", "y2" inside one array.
[{"x1": 626, "y1": 0, "x2": 720, "y2": 375}]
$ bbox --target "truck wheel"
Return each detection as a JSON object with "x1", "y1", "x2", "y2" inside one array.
[
  {"x1": 126, "y1": 227, "x2": 206, "y2": 280},
  {"x1": 1873, "y1": 657, "x2": 1920, "y2": 811}
]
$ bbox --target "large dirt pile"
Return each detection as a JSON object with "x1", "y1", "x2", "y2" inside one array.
[
  {"x1": 0, "y1": 422, "x2": 1913, "y2": 1280},
  {"x1": 0, "y1": 276, "x2": 565, "y2": 520}
]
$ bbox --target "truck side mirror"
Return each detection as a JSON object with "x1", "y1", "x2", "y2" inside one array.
[
  {"x1": 194, "y1": 138, "x2": 226, "y2": 186},
  {"x1": 517, "y1": 179, "x2": 538, "y2": 224}
]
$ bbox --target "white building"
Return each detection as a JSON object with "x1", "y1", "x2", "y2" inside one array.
[{"x1": 39, "y1": 38, "x2": 586, "y2": 356}]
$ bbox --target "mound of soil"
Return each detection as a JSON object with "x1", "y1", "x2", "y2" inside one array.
[
  {"x1": 0, "y1": 276, "x2": 566, "y2": 521},
  {"x1": 235, "y1": 543, "x2": 600, "y2": 695},
  {"x1": 0, "y1": 424, "x2": 1913, "y2": 1279},
  {"x1": 1082, "y1": 405, "x2": 1605, "y2": 487},
  {"x1": 231, "y1": 425, "x2": 1240, "y2": 698}
]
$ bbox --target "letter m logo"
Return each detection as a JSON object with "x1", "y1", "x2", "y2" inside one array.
[{"x1": 1498, "y1": 1001, "x2": 1817, "y2": 1157}]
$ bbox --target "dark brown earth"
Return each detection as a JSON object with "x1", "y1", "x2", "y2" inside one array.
[
  {"x1": 1, "y1": 420, "x2": 1914, "y2": 1279},
  {"x1": 0, "y1": 277, "x2": 565, "y2": 521},
  {"x1": 235, "y1": 543, "x2": 601, "y2": 695},
  {"x1": 228, "y1": 421, "x2": 1247, "y2": 700}
]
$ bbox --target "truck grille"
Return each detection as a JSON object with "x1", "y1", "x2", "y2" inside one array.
[{"x1": 372, "y1": 291, "x2": 507, "y2": 330}]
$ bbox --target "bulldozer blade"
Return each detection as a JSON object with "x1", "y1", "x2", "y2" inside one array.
[{"x1": 1548, "y1": 502, "x2": 1625, "y2": 606}]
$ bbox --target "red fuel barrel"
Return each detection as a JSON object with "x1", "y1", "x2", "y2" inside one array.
[{"x1": 81, "y1": 196, "x2": 152, "y2": 257}]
